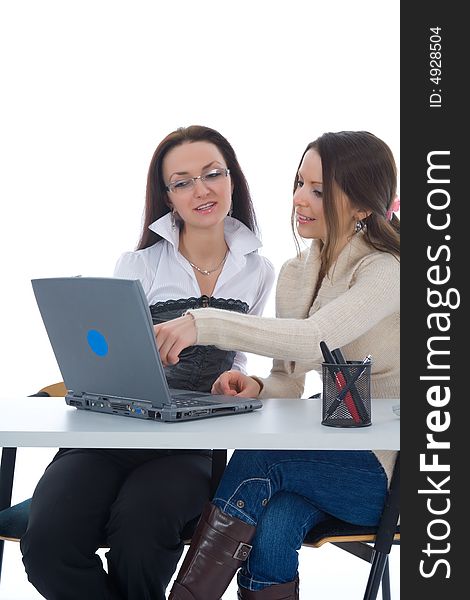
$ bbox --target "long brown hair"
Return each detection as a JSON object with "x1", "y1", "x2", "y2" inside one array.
[
  {"x1": 291, "y1": 130, "x2": 400, "y2": 274},
  {"x1": 137, "y1": 125, "x2": 258, "y2": 250}
]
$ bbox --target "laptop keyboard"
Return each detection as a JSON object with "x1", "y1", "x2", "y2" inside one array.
[{"x1": 170, "y1": 395, "x2": 214, "y2": 407}]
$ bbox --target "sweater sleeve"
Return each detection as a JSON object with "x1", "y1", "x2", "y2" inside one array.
[{"x1": 187, "y1": 252, "x2": 399, "y2": 369}]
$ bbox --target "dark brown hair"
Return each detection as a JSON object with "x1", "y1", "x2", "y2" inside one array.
[
  {"x1": 137, "y1": 125, "x2": 258, "y2": 249},
  {"x1": 291, "y1": 130, "x2": 400, "y2": 273}
]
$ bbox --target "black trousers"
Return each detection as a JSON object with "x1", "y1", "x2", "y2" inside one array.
[{"x1": 20, "y1": 448, "x2": 212, "y2": 600}]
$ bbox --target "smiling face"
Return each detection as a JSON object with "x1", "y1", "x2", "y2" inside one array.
[
  {"x1": 294, "y1": 148, "x2": 326, "y2": 241},
  {"x1": 294, "y1": 148, "x2": 358, "y2": 248},
  {"x1": 162, "y1": 141, "x2": 232, "y2": 232}
]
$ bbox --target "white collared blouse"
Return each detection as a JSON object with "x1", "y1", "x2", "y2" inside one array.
[{"x1": 113, "y1": 214, "x2": 275, "y2": 372}]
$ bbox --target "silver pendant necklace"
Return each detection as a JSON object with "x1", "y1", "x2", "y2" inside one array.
[{"x1": 186, "y1": 251, "x2": 228, "y2": 276}]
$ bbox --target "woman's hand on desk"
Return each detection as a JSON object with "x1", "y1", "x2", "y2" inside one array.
[
  {"x1": 154, "y1": 314, "x2": 197, "y2": 366},
  {"x1": 211, "y1": 371, "x2": 262, "y2": 398}
]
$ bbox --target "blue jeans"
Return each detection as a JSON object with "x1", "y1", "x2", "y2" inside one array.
[{"x1": 212, "y1": 450, "x2": 388, "y2": 591}]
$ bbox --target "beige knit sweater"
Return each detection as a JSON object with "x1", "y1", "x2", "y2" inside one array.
[{"x1": 188, "y1": 232, "x2": 400, "y2": 482}]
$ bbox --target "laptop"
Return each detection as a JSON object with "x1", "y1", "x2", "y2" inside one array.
[{"x1": 31, "y1": 276, "x2": 263, "y2": 422}]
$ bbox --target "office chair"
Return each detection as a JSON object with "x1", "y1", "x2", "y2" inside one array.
[
  {"x1": 0, "y1": 382, "x2": 227, "y2": 584},
  {"x1": 302, "y1": 452, "x2": 400, "y2": 600}
]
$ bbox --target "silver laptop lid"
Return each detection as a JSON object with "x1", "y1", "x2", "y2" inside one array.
[{"x1": 31, "y1": 277, "x2": 172, "y2": 407}]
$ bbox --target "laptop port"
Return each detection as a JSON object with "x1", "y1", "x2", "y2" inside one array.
[
  {"x1": 179, "y1": 409, "x2": 212, "y2": 418},
  {"x1": 68, "y1": 399, "x2": 83, "y2": 408}
]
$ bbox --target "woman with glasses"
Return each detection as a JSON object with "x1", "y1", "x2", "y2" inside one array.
[
  {"x1": 21, "y1": 125, "x2": 275, "y2": 600},
  {"x1": 155, "y1": 130, "x2": 400, "y2": 599}
]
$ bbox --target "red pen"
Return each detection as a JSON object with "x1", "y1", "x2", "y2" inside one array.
[
  {"x1": 320, "y1": 342, "x2": 361, "y2": 423},
  {"x1": 333, "y1": 369, "x2": 361, "y2": 423}
]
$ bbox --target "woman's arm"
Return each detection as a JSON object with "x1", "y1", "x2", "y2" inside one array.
[
  {"x1": 155, "y1": 251, "x2": 398, "y2": 368},
  {"x1": 189, "y1": 254, "x2": 399, "y2": 365}
]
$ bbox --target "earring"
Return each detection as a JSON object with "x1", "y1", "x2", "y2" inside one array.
[
  {"x1": 354, "y1": 220, "x2": 364, "y2": 234},
  {"x1": 171, "y1": 209, "x2": 176, "y2": 230}
]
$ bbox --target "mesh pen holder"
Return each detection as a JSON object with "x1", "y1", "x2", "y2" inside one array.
[{"x1": 321, "y1": 361, "x2": 372, "y2": 427}]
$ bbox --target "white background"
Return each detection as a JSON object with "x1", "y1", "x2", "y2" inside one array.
[{"x1": 0, "y1": 1, "x2": 400, "y2": 598}]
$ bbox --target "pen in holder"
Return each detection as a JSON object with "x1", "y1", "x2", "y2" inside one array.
[{"x1": 321, "y1": 359, "x2": 372, "y2": 427}]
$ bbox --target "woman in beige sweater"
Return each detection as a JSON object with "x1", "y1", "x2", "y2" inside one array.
[{"x1": 156, "y1": 131, "x2": 400, "y2": 600}]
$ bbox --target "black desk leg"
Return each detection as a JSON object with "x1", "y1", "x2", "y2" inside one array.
[{"x1": 0, "y1": 447, "x2": 17, "y2": 584}]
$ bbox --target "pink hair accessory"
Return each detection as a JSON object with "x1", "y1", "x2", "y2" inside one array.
[{"x1": 386, "y1": 196, "x2": 400, "y2": 220}]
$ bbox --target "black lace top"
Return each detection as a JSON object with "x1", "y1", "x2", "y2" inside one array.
[{"x1": 150, "y1": 297, "x2": 249, "y2": 393}]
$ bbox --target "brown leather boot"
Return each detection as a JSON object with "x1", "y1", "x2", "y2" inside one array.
[
  {"x1": 168, "y1": 502, "x2": 256, "y2": 600},
  {"x1": 237, "y1": 577, "x2": 299, "y2": 599}
]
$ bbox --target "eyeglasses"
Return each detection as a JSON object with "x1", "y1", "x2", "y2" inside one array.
[{"x1": 165, "y1": 168, "x2": 230, "y2": 194}]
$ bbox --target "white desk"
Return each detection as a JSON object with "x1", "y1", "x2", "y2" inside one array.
[{"x1": 0, "y1": 396, "x2": 400, "y2": 450}]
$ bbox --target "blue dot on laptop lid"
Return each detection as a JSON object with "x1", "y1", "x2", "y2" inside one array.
[{"x1": 87, "y1": 329, "x2": 108, "y2": 357}]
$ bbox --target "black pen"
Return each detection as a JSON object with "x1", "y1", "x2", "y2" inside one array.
[
  {"x1": 320, "y1": 341, "x2": 336, "y2": 365},
  {"x1": 326, "y1": 354, "x2": 372, "y2": 420},
  {"x1": 331, "y1": 347, "x2": 346, "y2": 364}
]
